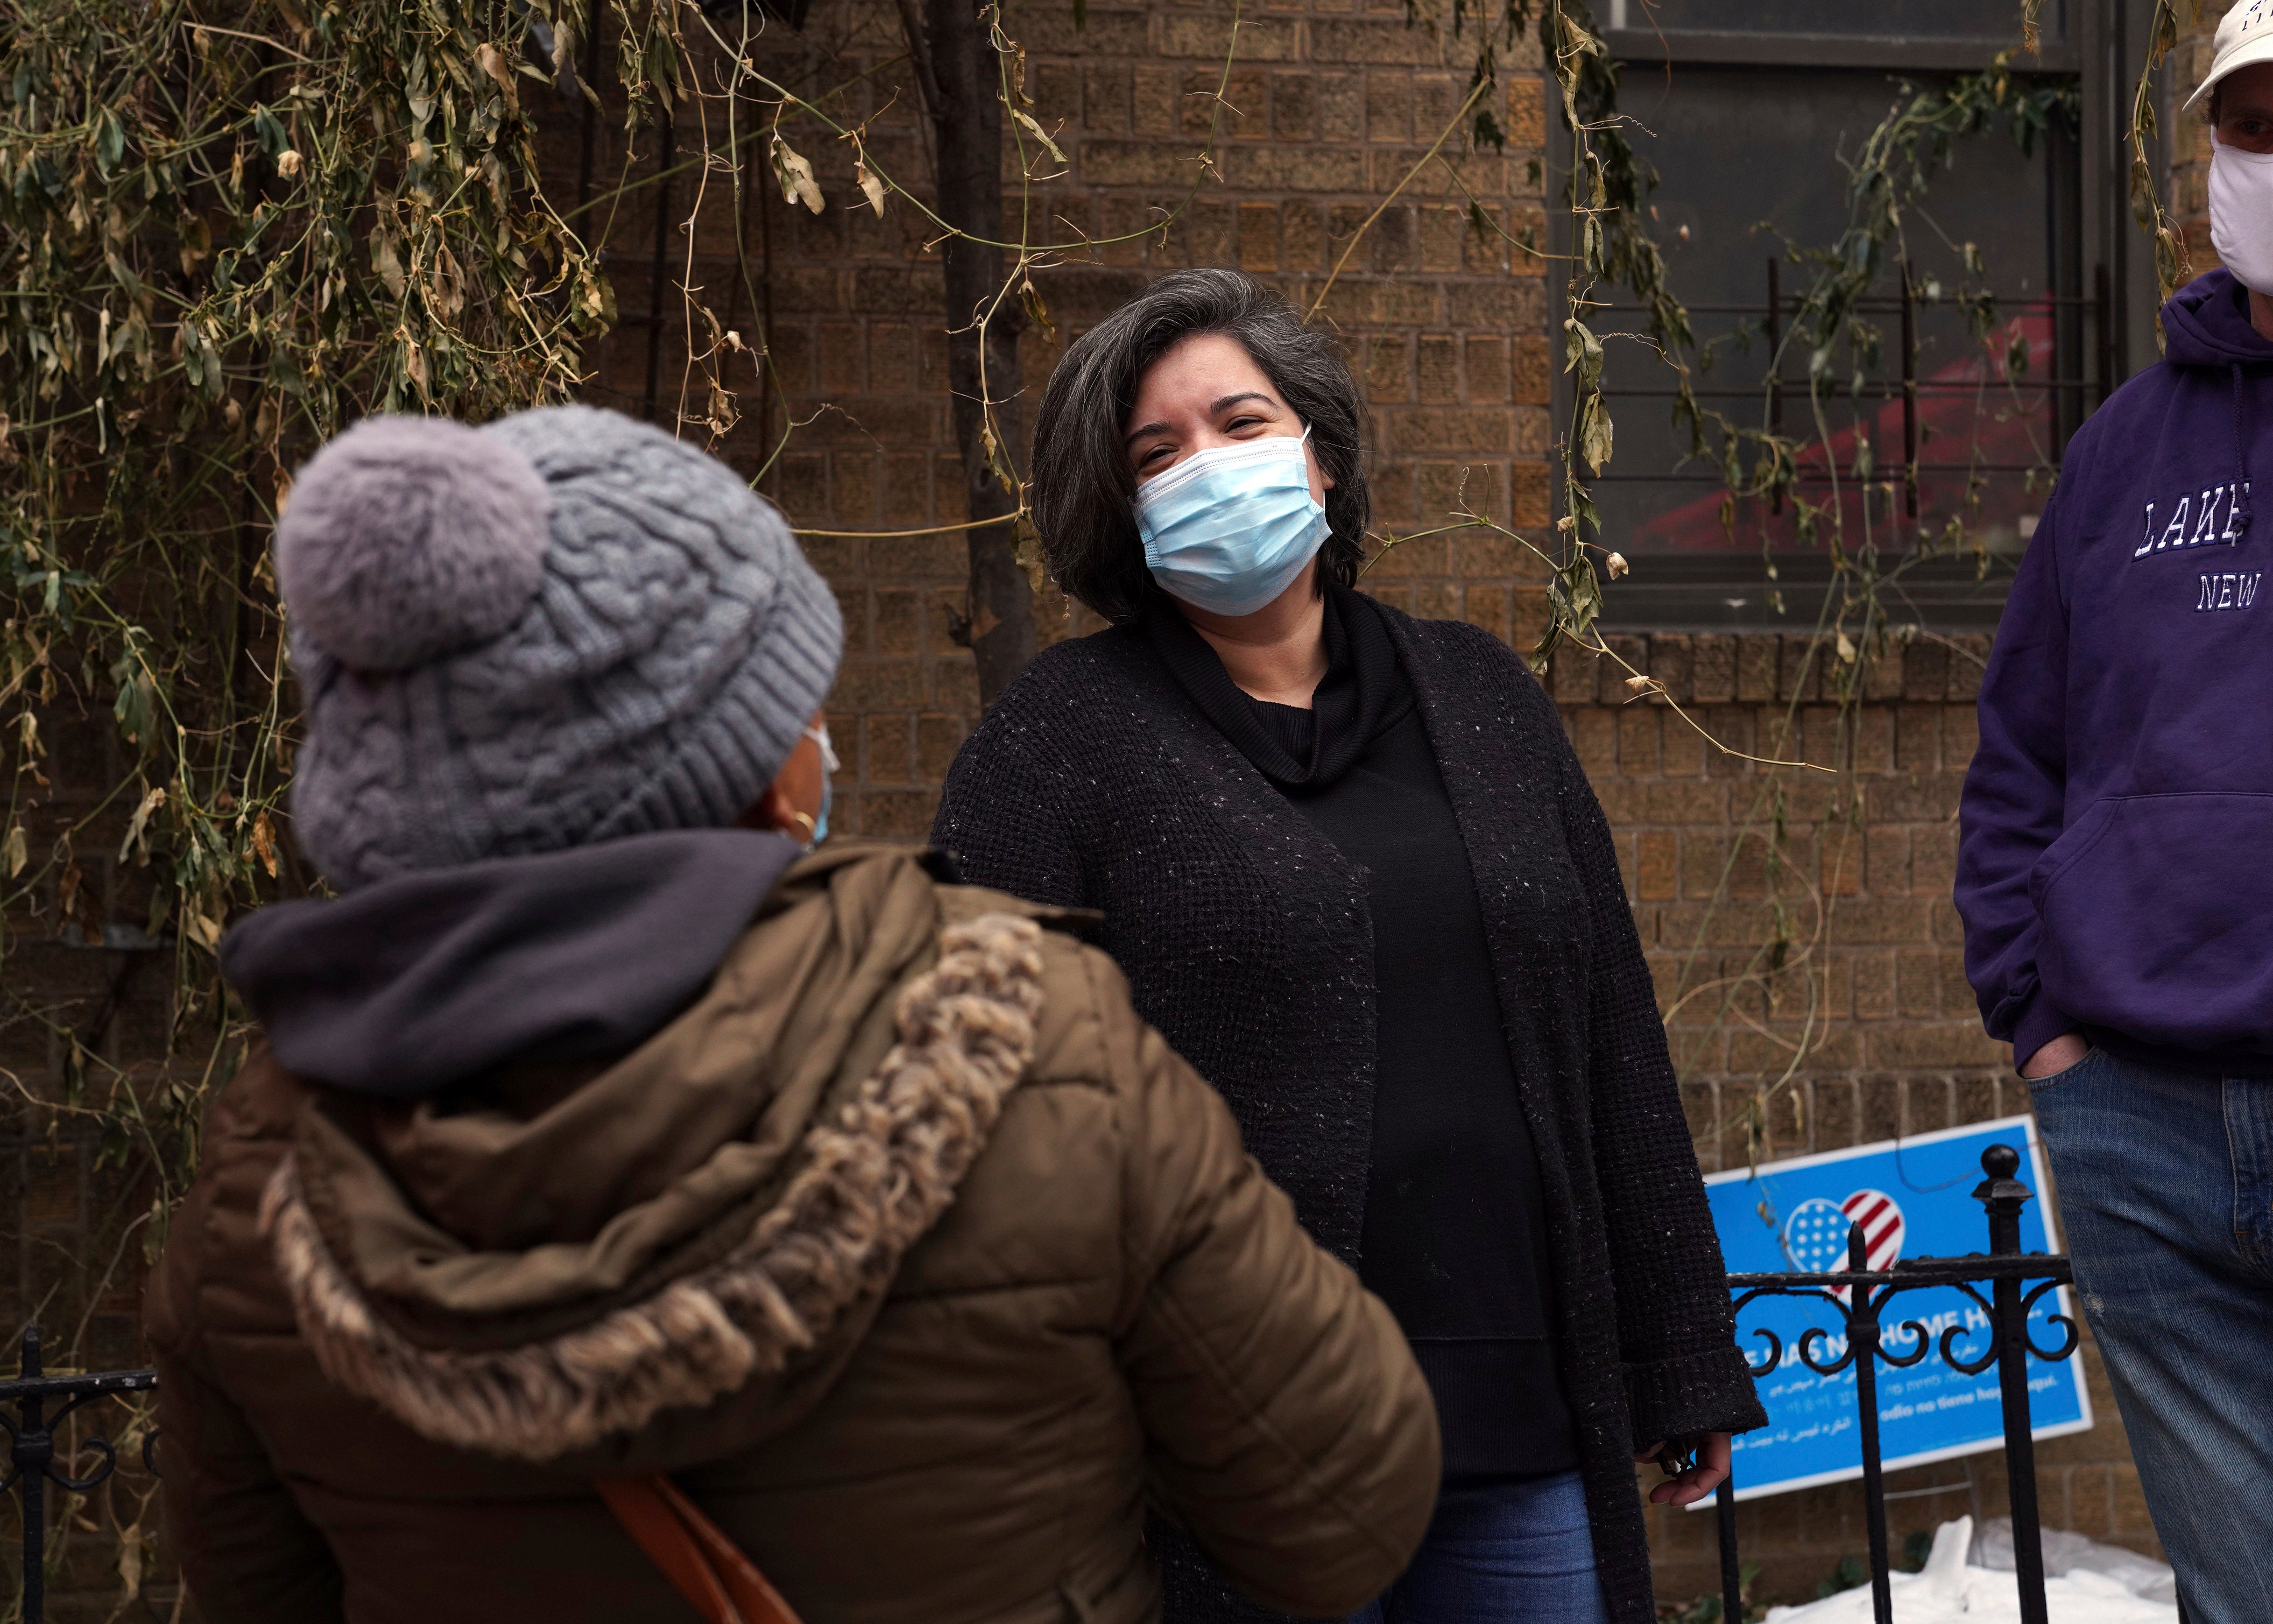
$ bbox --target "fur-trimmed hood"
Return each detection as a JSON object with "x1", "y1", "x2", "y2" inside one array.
[{"x1": 251, "y1": 844, "x2": 1055, "y2": 1471}]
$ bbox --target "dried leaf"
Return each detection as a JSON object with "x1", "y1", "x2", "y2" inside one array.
[
  {"x1": 1624, "y1": 674, "x2": 1655, "y2": 693},
  {"x1": 118, "y1": 787, "x2": 166, "y2": 867},
  {"x1": 854, "y1": 160, "x2": 886, "y2": 217},
  {"x1": 1014, "y1": 520, "x2": 1050, "y2": 598},
  {"x1": 372, "y1": 231, "x2": 406, "y2": 299},
  {"x1": 251, "y1": 810, "x2": 278, "y2": 878},
  {"x1": 430, "y1": 243, "x2": 465, "y2": 320},
  {"x1": 1562, "y1": 317, "x2": 1604, "y2": 383},
  {"x1": 1836, "y1": 630, "x2": 1858, "y2": 664},
  {"x1": 1606, "y1": 550, "x2": 1628, "y2": 580},
  {"x1": 1020, "y1": 277, "x2": 1056, "y2": 343},
  {"x1": 112, "y1": 653, "x2": 157, "y2": 747},
  {"x1": 476, "y1": 42, "x2": 519, "y2": 109},
  {"x1": 578, "y1": 270, "x2": 615, "y2": 322},
  {"x1": 1, "y1": 822, "x2": 25, "y2": 880},
  {"x1": 1576, "y1": 391, "x2": 1614, "y2": 475},
  {"x1": 1012, "y1": 107, "x2": 1067, "y2": 165},
  {"x1": 771, "y1": 136, "x2": 823, "y2": 214},
  {"x1": 118, "y1": 1520, "x2": 144, "y2": 1597},
  {"x1": 274, "y1": 149, "x2": 303, "y2": 178},
  {"x1": 1548, "y1": 556, "x2": 1603, "y2": 646},
  {"x1": 177, "y1": 211, "x2": 211, "y2": 274}
]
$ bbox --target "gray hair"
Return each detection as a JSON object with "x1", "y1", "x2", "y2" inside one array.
[{"x1": 1028, "y1": 270, "x2": 1371, "y2": 624}]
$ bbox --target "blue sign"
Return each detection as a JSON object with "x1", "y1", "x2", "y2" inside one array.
[{"x1": 1702, "y1": 1114, "x2": 2092, "y2": 1503}]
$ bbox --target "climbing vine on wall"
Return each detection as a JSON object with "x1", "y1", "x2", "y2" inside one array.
[
  {"x1": 2, "y1": 0, "x2": 613, "y2": 1217},
  {"x1": 1373, "y1": 3, "x2": 2088, "y2": 1171},
  {"x1": 0, "y1": 5, "x2": 625, "y2": 1605},
  {"x1": 1650, "y1": 61, "x2": 2083, "y2": 1159}
]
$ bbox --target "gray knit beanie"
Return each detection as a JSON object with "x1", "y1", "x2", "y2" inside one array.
[{"x1": 274, "y1": 404, "x2": 843, "y2": 891}]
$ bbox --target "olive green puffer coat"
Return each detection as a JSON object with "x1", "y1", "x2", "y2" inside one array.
[{"x1": 147, "y1": 845, "x2": 1440, "y2": 1624}]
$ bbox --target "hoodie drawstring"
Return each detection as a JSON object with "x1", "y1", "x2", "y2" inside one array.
[{"x1": 2233, "y1": 362, "x2": 2255, "y2": 544}]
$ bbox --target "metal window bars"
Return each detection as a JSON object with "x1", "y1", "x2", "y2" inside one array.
[
  {"x1": 1710, "y1": 1142, "x2": 2083, "y2": 1624},
  {"x1": 1595, "y1": 257, "x2": 2117, "y2": 519},
  {"x1": 0, "y1": 1143, "x2": 2106, "y2": 1624}
]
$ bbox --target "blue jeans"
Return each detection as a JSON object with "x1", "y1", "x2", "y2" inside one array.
[
  {"x1": 2028, "y1": 1048, "x2": 2273, "y2": 1624},
  {"x1": 1345, "y1": 1469, "x2": 1606, "y2": 1624}
]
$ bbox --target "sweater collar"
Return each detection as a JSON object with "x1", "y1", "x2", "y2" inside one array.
[{"x1": 1142, "y1": 581, "x2": 1411, "y2": 789}]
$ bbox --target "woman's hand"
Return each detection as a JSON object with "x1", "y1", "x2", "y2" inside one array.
[{"x1": 1634, "y1": 1432, "x2": 1733, "y2": 1507}]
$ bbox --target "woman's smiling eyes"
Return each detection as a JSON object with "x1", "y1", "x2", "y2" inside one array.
[{"x1": 1131, "y1": 408, "x2": 1278, "y2": 472}]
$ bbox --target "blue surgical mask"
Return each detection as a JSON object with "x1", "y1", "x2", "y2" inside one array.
[
  {"x1": 804, "y1": 722, "x2": 839, "y2": 846},
  {"x1": 1135, "y1": 428, "x2": 1329, "y2": 617}
]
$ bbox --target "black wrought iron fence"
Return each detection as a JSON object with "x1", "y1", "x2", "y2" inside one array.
[
  {"x1": 1709, "y1": 1142, "x2": 2086, "y2": 1624},
  {"x1": 0, "y1": 1143, "x2": 2122, "y2": 1624},
  {"x1": 1, "y1": 1326, "x2": 157, "y2": 1624}
]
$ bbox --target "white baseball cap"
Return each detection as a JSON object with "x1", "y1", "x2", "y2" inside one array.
[{"x1": 2187, "y1": 0, "x2": 2273, "y2": 112}]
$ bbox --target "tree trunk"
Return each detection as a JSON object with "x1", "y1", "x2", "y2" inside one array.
[{"x1": 906, "y1": 0, "x2": 1034, "y2": 707}]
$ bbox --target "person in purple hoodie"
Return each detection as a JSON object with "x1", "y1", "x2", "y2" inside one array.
[{"x1": 1956, "y1": 15, "x2": 2273, "y2": 1622}]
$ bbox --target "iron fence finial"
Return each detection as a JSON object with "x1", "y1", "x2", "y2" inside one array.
[{"x1": 1973, "y1": 1142, "x2": 2033, "y2": 1258}]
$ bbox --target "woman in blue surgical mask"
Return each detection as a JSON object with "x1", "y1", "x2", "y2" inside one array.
[{"x1": 933, "y1": 270, "x2": 1762, "y2": 1624}]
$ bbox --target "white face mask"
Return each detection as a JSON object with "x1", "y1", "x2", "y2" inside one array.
[
  {"x1": 1134, "y1": 428, "x2": 1328, "y2": 618},
  {"x1": 2210, "y1": 133, "x2": 2273, "y2": 296}
]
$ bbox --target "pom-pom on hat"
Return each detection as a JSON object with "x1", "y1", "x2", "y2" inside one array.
[
  {"x1": 276, "y1": 405, "x2": 843, "y2": 891},
  {"x1": 276, "y1": 417, "x2": 554, "y2": 672}
]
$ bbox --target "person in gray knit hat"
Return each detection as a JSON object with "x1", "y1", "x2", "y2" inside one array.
[
  {"x1": 276, "y1": 403, "x2": 844, "y2": 889},
  {"x1": 145, "y1": 404, "x2": 1441, "y2": 1624}
]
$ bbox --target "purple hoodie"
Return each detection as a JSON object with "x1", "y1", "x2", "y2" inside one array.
[{"x1": 1957, "y1": 267, "x2": 2273, "y2": 1075}]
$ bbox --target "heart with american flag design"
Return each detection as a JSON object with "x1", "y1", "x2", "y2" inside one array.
[
  {"x1": 1783, "y1": 1189, "x2": 1906, "y2": 1303},
  {"x1": 1839, "y1": 1188, "x2": 1905, "y2": 1272}
]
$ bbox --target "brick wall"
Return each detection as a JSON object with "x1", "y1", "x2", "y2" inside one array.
[
  {"x1": 1554, "y1": 633, "x2": 2010, "y2": 1152},
  {"x1": 1556, "y1": 634, "x2": 2155, "y2": 1602},
  {"x1": 2172, "y1": 1, "x2": 2231, "y2": 270},
  {"x1": 575, "y1": 0, "x2": 1553, "y2": 835}
]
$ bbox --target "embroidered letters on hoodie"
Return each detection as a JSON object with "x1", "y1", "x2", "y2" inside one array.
[
  {"x1": 2196, "y1": 571, "x2": 2262, "y2": 611},
  {"x1": 2135, "y1": 483, "x2": 2249, "y2": 559}
]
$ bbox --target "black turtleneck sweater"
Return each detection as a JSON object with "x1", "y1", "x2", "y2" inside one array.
[{"x1": 1143, "y1": 587, "x2": 1579, "y2": 1481}]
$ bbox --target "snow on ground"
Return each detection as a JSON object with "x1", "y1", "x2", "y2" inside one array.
[{"x1": 1763, "y1": 1518, "x2": 2177, "y2": 1624}]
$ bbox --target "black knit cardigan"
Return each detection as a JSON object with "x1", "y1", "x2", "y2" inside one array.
[{"x1": 930, "y1": 603, "x2": 1765, "y2": 1624}]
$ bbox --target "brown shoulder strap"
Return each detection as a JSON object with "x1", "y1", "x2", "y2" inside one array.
[{"x1": 596, "y1": 1476, "x2": 806, "y2": 1624}]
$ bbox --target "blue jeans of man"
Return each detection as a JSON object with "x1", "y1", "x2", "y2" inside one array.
[
  {"x1": 2027, "y1": 1048, "x2": 2273, "y2": 1624},
  {"x1": 1345, "y1": 1468, "x2": 1607, "y2": 1624}
]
